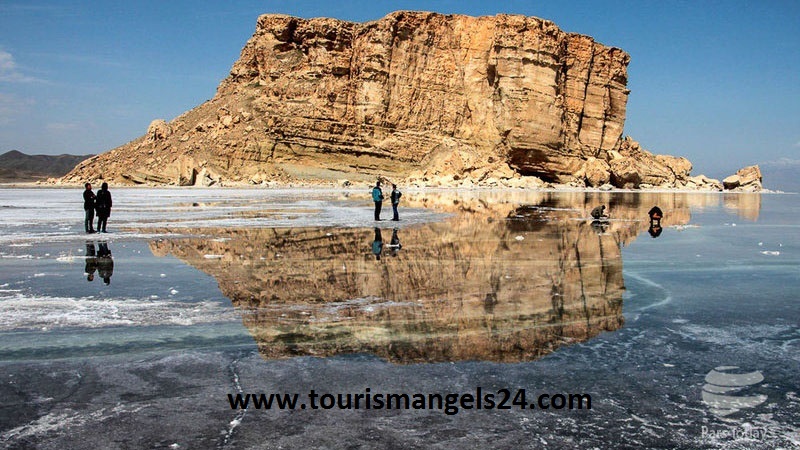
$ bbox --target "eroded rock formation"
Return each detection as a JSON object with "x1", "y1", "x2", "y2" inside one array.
[
  {"x1": 58, "y1": 11, "x2": 753, "y2": 190},
  {"x1": 148, "y1": 192, "x2": 695, "y2": 363},
  {"x1": 722, "y1": 165, "x2": 763, "y2": 192}
]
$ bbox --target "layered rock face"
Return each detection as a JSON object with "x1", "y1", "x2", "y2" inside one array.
[
  {"x1": 60, "y1": 11, "x2": 756, "y2": 190},
  {"x1": 722, "y1": 165, "x2": 763, "y2": 191},
  {"x1": 148, "y1": 192, "x2": 695, "y2": 363}
]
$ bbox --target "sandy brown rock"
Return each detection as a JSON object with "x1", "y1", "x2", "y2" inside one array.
[
  {"x1": 685, "y1": 174, "x2": 723, "y2": 191},
  {"x1": 146, "y1": 119, "x2": 171, "y2": 141},
  {"x1": 60, "y1": 11, "x2": 717, "y2": 190},
  {"x1": 606, "y1": 137, "x2": 693, "y2": 188},
  {"x1": 577, "y1": 157, "x2": 611, "y2": 187},
  {"x1": 60, "y1": 12, "x2": 625, "y2": 186},
  {"x1": 723, "y1": 165, "x2": 762, "y2": 191}
]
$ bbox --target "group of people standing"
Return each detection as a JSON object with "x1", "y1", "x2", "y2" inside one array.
[
  {"x1": 372, "y1": 179, "x2": 402, "y2": 221},
  {"x1": 83, "y1": 182, "x2": 113, "y2": 233}
]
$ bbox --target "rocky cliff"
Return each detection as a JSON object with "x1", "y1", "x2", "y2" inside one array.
[{"x1": 61, "y1": 11, "x2": 754, "y2": 190}]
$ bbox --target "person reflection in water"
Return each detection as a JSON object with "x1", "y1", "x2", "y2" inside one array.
[
  {"x1": 591, "y1": 220, "x2": 609, "y2": 234},
  {"x1": 388, "y1": 228, "x2": 402, "y2": 257},
  {"x1": 648, "y1": 223, "x2": 663, "y2": 238},
  {"x1": 97, "y1": 241, "x2": 114, "y2": 285},
  {"x1": 84, "y1": 241, "x2": 98, "y2": 281},
  {"x1": 648, "y1": 206, "x2": 663, "y2": 238},
  {"x1": 371, "y1": 228, "x2": 383, "y2": 260},
  {"x1": 648, "y1": 206, "x2": 663, "y2": 225}
]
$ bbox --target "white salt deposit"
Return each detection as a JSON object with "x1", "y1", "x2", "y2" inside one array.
[{"x1": 0, "y1": 291, "x2": 241, "y2": 331}]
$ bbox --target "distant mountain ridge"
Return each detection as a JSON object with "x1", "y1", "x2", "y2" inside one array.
[
  {"x1": 0, "y1": 150, "x2": 93, "y2": 182},
  {"x1": 759, "y1": 159, "x2": 800, "y2": 193}
]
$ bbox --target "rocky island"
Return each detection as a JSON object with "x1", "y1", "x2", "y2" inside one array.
[{"x1": 61, "y1": 11, "x2": 761, "y2": 191}]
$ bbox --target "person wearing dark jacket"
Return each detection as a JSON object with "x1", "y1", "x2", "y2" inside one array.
[
  {"x1": 372, "y1": 180, "x2": 384, "y2": 221},
  {"x1": 95, "y1": 182, "x2": 112, "y2": 233},
  {"x1": 83, "y1": 183, "x2": 96, "y2": 233},
  {"x1": 390, "y1": 184, "x2": 402, "y2": 221},
  {"x1": 590, "y1": 205, "x2": 608, "y2": 220}
]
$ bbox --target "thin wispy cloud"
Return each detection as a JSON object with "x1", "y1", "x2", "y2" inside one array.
[
  {"x1": 0, "y1": 49, "x2": 41, "y2": 83},
  {"x1": 46, "y1": 122, "x2": 81, "y2": 132},
  {"x1": 29, "y1": 51, "x2": 129, "y2": 69},
  {"x1": 0, "y1": 3, "x2": 75, "y2": 17},
  {"x1": 64, "y1": 53, "x2": 127, "y2": 69},
  {"x1": 0, "y1": 92, "x2": 35, "y2": 125},
  {"x1": 761, "y1": 157, "x2": 800, "y2": 167}
]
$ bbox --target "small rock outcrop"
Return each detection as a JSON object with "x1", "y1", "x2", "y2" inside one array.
[
  {"x1": 723, "y1": 165, "x2": 763, "y2": 191},
  {"x1": 146, "y1": 119, "x2": 171, "y2": 141}
]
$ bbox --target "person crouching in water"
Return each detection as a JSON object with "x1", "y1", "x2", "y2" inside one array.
[
  {"x1": 590, "y1": 204, "x2": 608, "y2": 220},
  {"x1": 83, "y1": 183, "x2": 96, "y2": 233},
  {"x1": 95, "y1": 182, "x2": 112, "y2": 233},
  {"x1": 390, "y1": 184, "x2": 402, "y2": 221}
]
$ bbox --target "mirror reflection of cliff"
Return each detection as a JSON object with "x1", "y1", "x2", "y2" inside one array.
[{"x1": 148, "y1": 191, "x2": 718, "y2": 363}]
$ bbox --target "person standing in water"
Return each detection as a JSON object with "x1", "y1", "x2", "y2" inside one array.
[
  {"x1": 95, "y1": 182, "x2": 112, "y2": 233},
  {"x1": 390, "y1": 184, "x2": 402, "y2": 221},
  {"x1": 83, "y1": 183, "x2": 96, "y2": 233},
  {"x1": 372, "y1": 179, "x2": 384, "y2": 221}
]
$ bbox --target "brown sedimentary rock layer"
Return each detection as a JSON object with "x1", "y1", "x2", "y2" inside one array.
[{"x1": 147, "y1": 192, "x2": 695, "y2": 363}]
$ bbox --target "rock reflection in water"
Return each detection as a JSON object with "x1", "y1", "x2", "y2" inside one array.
[{"x1": 149, "y1": 191, "x2": 712, "y2": 363}]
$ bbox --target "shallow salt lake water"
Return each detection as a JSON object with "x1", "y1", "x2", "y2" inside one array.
[{"x1": 0, "y1": 188, "x2": 797, "y2": 449}]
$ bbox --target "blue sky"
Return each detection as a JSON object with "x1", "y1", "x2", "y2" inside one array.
[{"x1": 1, "y1": 0, "x2": 798, "y2": 180}]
